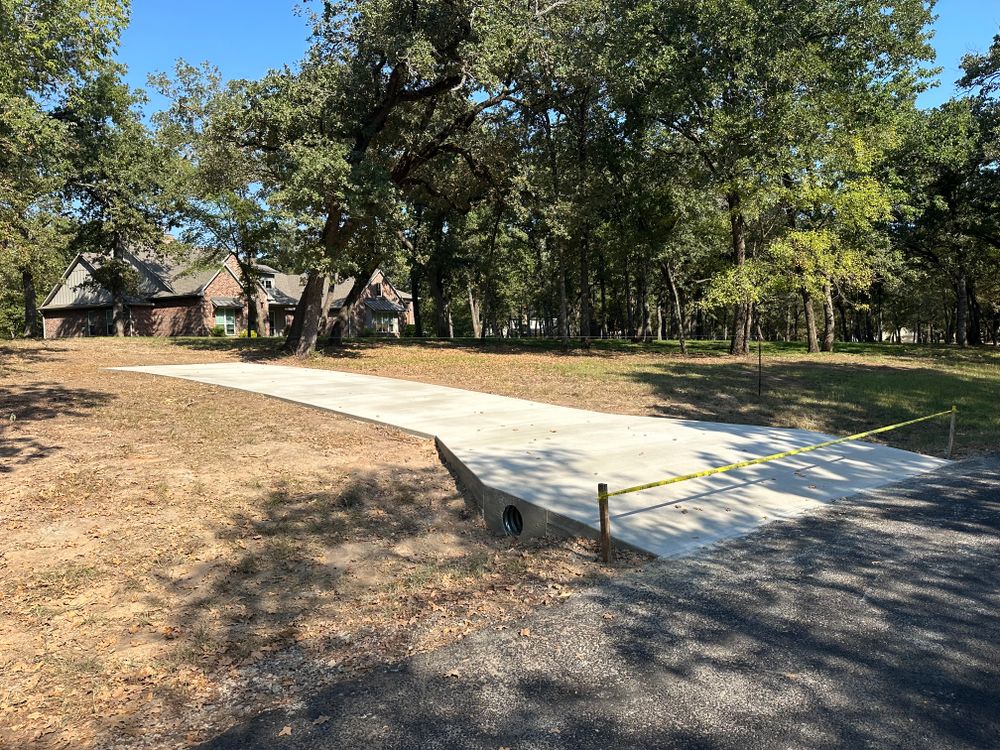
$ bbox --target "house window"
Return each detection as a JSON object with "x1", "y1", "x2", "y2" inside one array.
[
  {"x1": 215, "y1": 309, "x2": 236, "y2": 335},
  {"x1": 262, "y1": 277, "x2": 273, "y2": 289},
  {"x1": 372, "y1": 285, "x2": 382, "y2": 297},
  {"x1": 372, "y1": 312, "x2": 396, "y2": 334},
  {"x1": 87, "y1": 309, "x2": 113, "y2": 336},
  {"x1": 269, "y1": 309, "x2": 285, "y2": 337}
]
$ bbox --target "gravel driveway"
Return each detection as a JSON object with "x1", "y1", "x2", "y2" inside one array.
[{"x1": 200, "y1": 456, "x2": 1000, "y2": 750}]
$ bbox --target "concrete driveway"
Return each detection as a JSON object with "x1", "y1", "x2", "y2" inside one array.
[
  {"x1": 115, "y1": 362, "x2": 947, "y2": 557},
  {"x1": 196, "y1": 455, "x2": 1000, "y2": 750}
]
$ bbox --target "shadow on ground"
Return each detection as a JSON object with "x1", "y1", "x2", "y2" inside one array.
[
  {"x1": 0, "y1": 381, "x2": 114, "y2": 472},
  {"x1": 630, "y1": 359, "x2": 996, "y2": 457},
  {"x1": 197, "y1": 456, "x2": 1000, "y2": 750},
  {"x1": 169, "y1": 337, "x2": 365, "y2": 364}
]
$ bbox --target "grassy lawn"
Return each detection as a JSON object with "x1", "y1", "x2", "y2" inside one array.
[
  {"x1": 0, "y1": 339, "x2": 642, "y2": 750},
  {"x1": 172, "y1": 335, "x2": 998, "y2": 458},
  {"x1": 1, "y1": 336, "x2": 995, "y2": 748}
]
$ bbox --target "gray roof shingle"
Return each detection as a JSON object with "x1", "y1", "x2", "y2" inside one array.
[{"x1": 364, "y1": 297, "x2": 405, "y2": 313}]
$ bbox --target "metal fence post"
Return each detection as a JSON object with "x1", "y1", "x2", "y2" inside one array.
[
  {"x1": 598, "y1": 483, "x2": 611, "y2": 564},
  {"x1": 947, "y1": 405, "x2": 957, "y2": 459}
]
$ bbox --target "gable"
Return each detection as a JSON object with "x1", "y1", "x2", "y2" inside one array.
[
  {"x1": 203, "y1": 262, "x2": 245, "y2": 298},
  {"x1": 41, "y1": 256, "x2": 113, "y2": 309}
]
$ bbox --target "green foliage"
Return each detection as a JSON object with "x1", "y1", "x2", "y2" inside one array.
[
  {"x1": 0, "y1": 0, "x2": 130, "y2": 337},
  {"x1": 209, "y1": 324, "x2": 226, "y2": 337}
]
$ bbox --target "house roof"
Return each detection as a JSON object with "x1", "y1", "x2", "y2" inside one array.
[
  {"x1": 40, "y1": 246, "x2": 410, "y2": 317},
  {"x1": 328, "y1": 272, "x2": 413, "y2": 309},
  {"x1": 329, "y1": 277, "x2": 356, "y2": 308},
  {"x1": 40, "y1": 251, "x2": 178, "y2": 310},
  {"x1": 42, "y1": 248, "x2": 250, "y2": 311},
  {"x1": 364, "y1": 297, "x2": 405, "y2": 313},
  {"x1": 268, "y1": 273, "x2": 306, "y2": 306}
]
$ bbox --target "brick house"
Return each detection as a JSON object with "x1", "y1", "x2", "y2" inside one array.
[
  {"x1": 40, "y1": 249, "x2": 414, "y2": 339},
  {"x1": 328, "y1": 269, "x2": 414, "y2": 337}
]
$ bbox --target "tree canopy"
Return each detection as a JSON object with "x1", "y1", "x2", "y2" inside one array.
[{"x1": 3, "y1": 0, "x2": 999, "y2": 352}]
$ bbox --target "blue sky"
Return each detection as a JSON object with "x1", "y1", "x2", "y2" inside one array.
[{"x1": 119, "y1": 0, "x2": 999, "y2": 114}]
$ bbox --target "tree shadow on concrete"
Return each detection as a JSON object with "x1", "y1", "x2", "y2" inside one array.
[
  {"x1": 196, "y1": 457, "x2": 1000, "y2": 750},
  {"x1": 0, "y1": 381, "x2": 114, "y2": 472}
]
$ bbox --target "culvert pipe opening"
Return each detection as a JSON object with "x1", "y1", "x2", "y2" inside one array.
[{"x1": 502, "y1": 505, "x2": 523, "y2": 536}]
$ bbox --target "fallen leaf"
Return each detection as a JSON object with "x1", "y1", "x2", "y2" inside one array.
[
  {"x1": 444, "y1": 669, "x2": 462, "y2": 678},
  {"x1": 278, "y1": 725, "x2": 292, "y2": 737},
  {"x1": 312, "y1": 715, "x2": 330, "y2": 726},
  {"x1": 519, "y1": 628, "x2": 531, "y2": 637}
]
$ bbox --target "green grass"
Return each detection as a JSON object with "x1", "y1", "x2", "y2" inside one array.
[{"x1": 160, "y1": 335, "x2": 999, "y2": 456}]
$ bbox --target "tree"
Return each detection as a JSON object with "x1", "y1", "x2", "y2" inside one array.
[
  {"x1": 894, "y1": 100, "x2": 1000, "y2": 346},
  {"x1": 0, "y1": 0, "x2": 129, "y2": 336},
  {"x1": 152, "y1": 61, "x2": 298, "y2": 337},
  {"x1": 253, "y1": 0, "x2": 569, "y2": 355},
  {"x1": 613, "y1": 0, "x2": 935, "y2": 354},
  {"x1": 59, "y1": 69, "x2": 177, "y2": 335}
]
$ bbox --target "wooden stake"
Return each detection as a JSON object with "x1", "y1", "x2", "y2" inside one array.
[
  {"x1": 757, "y1": 336, "x2": 762, "y2": 398},
  {"x1": 598, "y1": 483, "x2": 611, "y2": 564},
  {"x1": 947, "y1": 405, "x2": 957, "y2": 459}
]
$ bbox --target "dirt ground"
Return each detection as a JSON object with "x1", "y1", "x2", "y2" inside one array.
[{"x1": 0, "y1": 339, "x2": 645, "y2": 750}]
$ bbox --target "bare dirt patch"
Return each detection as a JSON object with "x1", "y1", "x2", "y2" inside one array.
[{"x1": 0, "y1": 340, "x2": 645, "y2": 749}]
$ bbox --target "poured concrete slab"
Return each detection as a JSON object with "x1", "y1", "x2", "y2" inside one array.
[{"x1": 112, "y1": 363, "x2": 948, "y2": 558}]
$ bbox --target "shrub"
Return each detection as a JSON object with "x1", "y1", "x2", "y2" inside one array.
[
  {"x1": 402, "y1": 324, "x2": 417, "y2": 337},
  {"x1": 209, "y1": 325, "x2": 226, "y2": 337}
]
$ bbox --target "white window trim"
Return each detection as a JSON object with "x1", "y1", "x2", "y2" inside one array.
[
  {"x1": 215, "y1": 308, "x2": 237, "y2": 336},
  {"x1": 372, "y1": 311, "x2": 397, "y2": 334}
]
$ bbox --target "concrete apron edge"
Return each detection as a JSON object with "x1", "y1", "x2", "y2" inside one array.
[
  {"x1": 108, "y1": 364, "x2": 642, "y2": 552},
  {"x1": 432, "y1": 437, "x2": 649, "y2": 555},
  {"x1": 107, "y1": 365, "x2": 949, "y2": 559}
]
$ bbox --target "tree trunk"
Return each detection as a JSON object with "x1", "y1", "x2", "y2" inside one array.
[
  {"x1": 112, "y1": 237, "x2": 127, "y2": 336},
  {"x1": 428, "y1": 264, "x2": 450, "y2": 338},
  {"x1": 326, "y1": 269, "x2": 372, "y2": 345},
  {"x1": 285, "y1": 272, "x2": 327, "y2": 355},
  {"x1": 968, "y1": 276, "x2": 982, "y2": 346},
  {"x1": 624, "y1": 258, "x2": 634, "y2": 338},
  {"x1": 664, "y1": 262, "x2": 687, "y2": 356},
  {"x1": 558, "y1": 254, "x2": 569, "y2": 347},
  {"x1": 956, "y1": 274, "x2": 968, "y2": 347},
  {"x1": 410, "y1": 266, "x2": 423, "y2": 337},
  {"x1": 727, "y1": 193, "x2": 749, "y2": 355},
  {"x1": 835, "y1": 294, "x2": 850, "y2": 343},
  {"x1": 21, "y1": 268, "x2": 38, "y2": 338},
  {"x1": 801, "y1": 287, "x2": 819, "y2": 353},
  {"x1": 821, "y1": 281, "x2": 835, "y2": 352},
  {"x1": 240, "y1": 257, "x2": 265, "y2": 338},
  {"x1": 429, "y1": 272, "x2": 448, "y2": 337},
  {"x1": 599, "y1": 252, "x2": 608, "y2": 338},
  {"x1": 579, "y1": 240, "x2": 591, "y2": 343},
  {"x1": 468, "y1": 285, "x2": 482, "y2": 338}
]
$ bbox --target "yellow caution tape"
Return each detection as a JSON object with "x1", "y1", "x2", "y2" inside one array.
[{"x1": 602, "y1": 406, "x2": 956, "y2": 499}]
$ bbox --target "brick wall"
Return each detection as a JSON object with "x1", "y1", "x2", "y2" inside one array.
[
  {"x1": 331, "y1": 271, "x2": 410, "y2": 336},
  {"x1": 135, "y1": 301, "x2": 209, "y2": 336},
  {"x1": 202, "y1": 266, "x2": 248, "y2": 334},
  {"x1": 43, "y1": 309, "x2": 89, "y2": 338}
]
